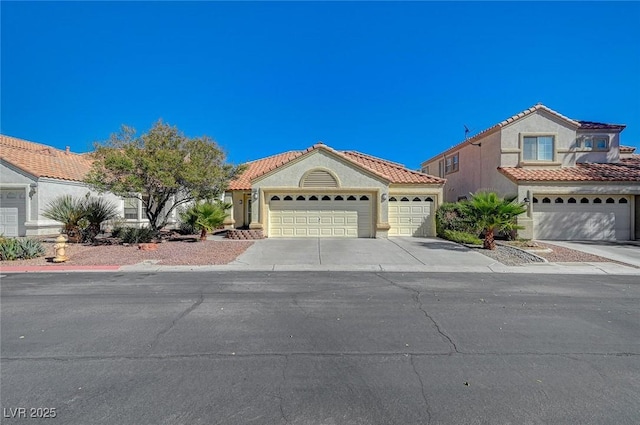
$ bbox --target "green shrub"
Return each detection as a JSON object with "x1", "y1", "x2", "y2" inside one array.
[
  {"x1": 0, "y1": 238, "x2": 46, "y2": 261},
  {"x1": 113, "y1": 226, "x2": 159, "y2": 244},
  {"x1": 440, "y1": 230, "x2": 483, "y2": 245},
  {"x1": 435, "y1": 202, "x2": 478, "y2": 236}
]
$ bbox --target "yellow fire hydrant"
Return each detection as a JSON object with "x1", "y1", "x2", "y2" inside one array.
[{"x1": 52, "y1": 234, "x2": 69, "y2": 263}]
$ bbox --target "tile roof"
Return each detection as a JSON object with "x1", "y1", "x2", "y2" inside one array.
[
  {"x1": 228, "y1": 143, "x2": 444, "y2": 190},
  {"x1": 0, "y1": 134, "x2": 93, "y2": 182},
  {"x1": 498, "y1": 162, "x2": 640, "y2": 183},
  {"x1": 577, "y1": 121, "x2": 626, "y2": 131},
  {"x1": 620, "y1": 145, "x2": 637, "y2": 153},
  {"x1": 421, "y1": 104, "x2": 627, "y2": 166}
]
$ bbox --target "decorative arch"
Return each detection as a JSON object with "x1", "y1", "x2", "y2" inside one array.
[{"x1": 300, "y1": 168, "x2": 339, "y2": 188}]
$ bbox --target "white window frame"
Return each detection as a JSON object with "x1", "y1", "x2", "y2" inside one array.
[
  {"x1": 578, "y1": 135, "x2": 609, "y2": 151},
  {"x1": 521, "y1": 134, "x2": 555, "y2": 162}
]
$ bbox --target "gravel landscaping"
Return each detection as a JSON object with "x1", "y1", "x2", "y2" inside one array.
[
  {"x1": 470, "y1": 240, "x2": 638, "y2": 268},
  {"x1": 0, "y1": 240, "x2": 254, "y2": 267}
]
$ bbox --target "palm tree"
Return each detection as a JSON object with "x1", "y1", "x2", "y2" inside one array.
[
  {"x1": 182, "y1": 201, "x2": 231, "y2": 241},
  {"x1": 464, "y1": 192, "x2": 527, "y2": 250}
]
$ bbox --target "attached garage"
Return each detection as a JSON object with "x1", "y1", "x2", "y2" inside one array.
[
  {"x1": 533, "y1": 195, "x2": 631, "y2": 240},
  {"x1": 388, "y1": 196, "x2": 434, "y2": 237},
  {"x1": 0, "y1": 189, "x2": 26, "y2": 237},
  {"x1": 269, "y1": 194, "x2": 373, "y2": 238},
  {"x1": 225, "y1": 142, "x2": 445, "y2": 238}
]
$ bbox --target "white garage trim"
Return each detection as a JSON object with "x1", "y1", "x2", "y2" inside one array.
[
  {"x1": 268, "y1": 193, "x2": 373, "y2": 238},
  {"x1": 388, "y1": 195, "x2": 434, "y2": 237},
  {"x1": 0, "y1": 189, "x2": 27, "y2": 237},
  {"x1": 533, "y1": 195, "x2": 631, "y2": 240}
]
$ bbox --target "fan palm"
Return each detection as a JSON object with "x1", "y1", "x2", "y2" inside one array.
[
  {"x1": 182, "y1": 201, "x2": 231, "y2": 241},
  {"x1": 464, "y1": 192, "x2": 527, "y2": 250}
]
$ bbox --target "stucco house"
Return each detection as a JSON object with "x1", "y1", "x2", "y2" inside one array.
[
  {"x1": 0, "y1": 135, "x2": 156, "y2": 236},
  {"x1": 224, "y1": 142, "x2": 445, "y2": 238},
  {"x1": 420, "y1": 104, "x2": 640, "y2": 241}
]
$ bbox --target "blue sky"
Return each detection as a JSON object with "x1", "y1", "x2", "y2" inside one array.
[{"x1": 2, "y1": 1, "x2": 639, "y2": 170}]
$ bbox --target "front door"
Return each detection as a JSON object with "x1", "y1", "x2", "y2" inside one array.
[{"x1": 244, "y1": 193, "x2": 252, "y2": 228}]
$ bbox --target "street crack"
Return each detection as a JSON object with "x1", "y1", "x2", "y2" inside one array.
[
  {"x1": 376, "y1": 273, "x2": 459, "y2": 354},
  {"x1": 144, "y1": 291, "x2": 204, "y2": 354},
  {"x1": 410, "y1": 354, "x2": 432, "y2": 424}
]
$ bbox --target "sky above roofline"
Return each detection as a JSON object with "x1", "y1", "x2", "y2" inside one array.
[{"x1": 1, "y1": 2, "x2": 639, "y2": 170}]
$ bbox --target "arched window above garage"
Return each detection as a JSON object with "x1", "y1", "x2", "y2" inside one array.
[
  {"x1": 300, "y1": 169, "x2": 339, "y2": 188},
  {"x1": 619, "y1": 198, "x2": 628, "y2": 204}
]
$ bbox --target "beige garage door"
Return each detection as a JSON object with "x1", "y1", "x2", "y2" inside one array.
[
  {"x1": 388, "y1": 196, "x2": 434, "y2": 237},
  {"x1": 269, "y1": 194, "x2": 373, "y2": 238},
  {"x1": 533, "y1": 195, "x2": 631, "y2": 240},
  {"x1": 0, "y1": 189, "x2": 26, "y2": 237}
]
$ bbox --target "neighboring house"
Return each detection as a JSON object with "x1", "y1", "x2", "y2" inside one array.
[
  {"x1": 224, "y1": 142, "x2": 445, "y2": 238},
  {"x1": 0, "y1": 135, "x2": 156, "y2": 236},
  {"x1": 420, "y1": 104, "x2": 640, "y2": 241}
]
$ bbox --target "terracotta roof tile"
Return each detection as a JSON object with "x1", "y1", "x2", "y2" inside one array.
[
  {"x1": 228, "y1": 143, "x2": 444, "y2": 190},
  {"x1": 498, "y1": 162, "x2": 640, "y2": 183},
  {"x1": 620, "y1": 145, "x2": 636, "y2": 153},
  {"x1": 1, "y1": 134, "x2": 93, "y2": 182}
]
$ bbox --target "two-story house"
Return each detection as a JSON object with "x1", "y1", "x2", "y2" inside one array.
[{"x1": 421, "y1": 104, "x2": 640, "y2": 241}]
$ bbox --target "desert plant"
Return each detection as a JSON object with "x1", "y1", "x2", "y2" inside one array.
[
  {"x1": 181, "y1": 201, "x2": 230, "y2": 241},
  {"x1": 84, "y1": 196, "x2": 120, "y2": 240},
  {"x1": 0, "y1": 238, "x2": 45, "y2": 261},
  {"x1": 436, "y1": 202, "x2": 479, "y2": 236},
  {"x1": 463, "y1": 192, "x2": 527, "y2": 250},
  {"x1": 42, "y1": 195, "x2": 86, "y2": 241},
  {"x1": 116, "y1": 226, "x2": 159, "y2": 244},
  {"x1": 440, "y1": 230, "x2": 483, "y2": 245}
]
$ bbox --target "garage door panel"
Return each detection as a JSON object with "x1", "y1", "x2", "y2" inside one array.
[
  {"x1": 269, "y1": 196, "x2": 371, "y2": 238},
  {"x1": 388, "y1": 197, "x2": 433, "y2": 237},
  {"x1": 533, "y1": 196, "x2": 630, "y2": 240}
]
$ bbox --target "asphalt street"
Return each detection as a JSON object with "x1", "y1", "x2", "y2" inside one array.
[{"x1": 1, "y1": 271, "x2": 639, "y2": 425}]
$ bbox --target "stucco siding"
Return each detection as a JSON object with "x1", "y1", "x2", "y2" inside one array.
[
  {"x1": 500, "y1": 111, "x2": 577, "y2": 167},
  {"x1": 0, "y1": 161, "x2": 36, "y2": 184},
  {"x1": 253, "y1": 150, "x2": 389, "y2": 190}
]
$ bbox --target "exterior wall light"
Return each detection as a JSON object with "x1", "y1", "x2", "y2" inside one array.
[
  {"x1": 381, "y1": 193, "x2": 388, "y2": 202},
  {"x1": 29, "y1": 183, "x2": 37, "y2": 198},
  {"x1": 252, "y1": 191, "x2": 259, "y2": 201}
]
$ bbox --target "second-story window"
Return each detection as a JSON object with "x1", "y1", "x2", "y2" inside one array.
[
  {"x1": 445, "y1": 153, "x2": 459, "y2": 174},
  {"x1": 579, "y1": 135, "x2": 609, "y2": 151},
  {"x1": 523, "y1": 136, "x2": 554, "y2": 161}
]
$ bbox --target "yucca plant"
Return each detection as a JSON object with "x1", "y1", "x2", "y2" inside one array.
[
  {"x1": 84, "y1": 196, "x2": 119, "y2": 240},
  {"x1": 42, "y1": 195, "x2": 86, "y2": 242}
]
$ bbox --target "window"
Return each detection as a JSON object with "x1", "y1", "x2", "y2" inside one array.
[
  {"x1": 593, "y1": 198, "x2": 602, "y2": 204},
  {"x1": 619, "y1": 198, "x2": 628, "y2": 204},
  {"x1": 438, "y1": 160, "x2": 444, "y2": 178},
  {"x1": 426, "y1": 197, "x2": 434, "y2": 202},
  {"x1": 580, "y1": 197, "x2": 589, "y2": 204},
  {"x1": 568, "y1": 197, "x2": 576, "y2": 203},
  {"x1": 595, "y1": 137, "x2": 608, "y2": 150},
  {"x1": 523, "y1": 136, "x2": 554, "y2": 161},
  {"x1": 542, "y1": 197, "x2": 551, "y2": 203},
  {"x1": 555, "y1": 197, "x2": 564, "y2": 203},
  {"x1": 124, "y1": 197, "x2": 139, "y2": 219},
  {"x1": 123, "y1": 195, "x2": 149, "y2": 220},
  {"x1": 296, "y1": 195, "x2": 305, "y2": 201},
  {"x1": 445, "y1": 153, "x2": 459, "y2": 174},
  {"x1": 359, "y1": 195, "x2": 369, "y2": 201},
  {"x1": 606, "y1": 198, "x2": 615, "y2": 204},
  {"x1": 423, "y1": 166, "x2": 429, "y2": 174},
  {"x1": 334, "y1": 195, "x2": 344, "y2": 201},
  {"x1": 270, "y1": 196, "x2": 280, "y2": 201},
  {"x1": 322, "y1": 195, "x2": 331, "y2": 201},
  {"x1": 284, "y1": 195, "x2": 293, "y2": 201},
  {"x1": 579, "y1": 136, "x2": 609, "y2": 151}
]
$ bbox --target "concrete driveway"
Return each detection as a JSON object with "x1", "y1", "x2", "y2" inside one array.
[
  {"x1": 229, "y1": 237, "x2": 497, "y2": 270},
  {"x1": 542, "y1": 240, "x2": 640, "y2": 268}
]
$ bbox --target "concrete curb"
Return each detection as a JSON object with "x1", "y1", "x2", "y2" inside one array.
[{"x1": 2, "y1": 262, "x2": 640, "y2": 275}]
